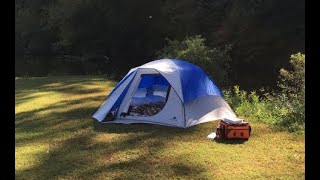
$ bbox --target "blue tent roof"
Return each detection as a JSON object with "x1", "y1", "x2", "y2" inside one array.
[
  {"x1": 107, "y1": 59, "x2": 223, "y2": 103},
  {"x1": 169, "y1": 59, "x2": 223, "y2": 102}
]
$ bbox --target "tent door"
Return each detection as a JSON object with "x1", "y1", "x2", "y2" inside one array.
[
  {"x1": 117, "y1": 68, "x2": 161, "y2": 118},
  {"x1": 116, "y1": 68, "x2": 185, "y2": 127}
]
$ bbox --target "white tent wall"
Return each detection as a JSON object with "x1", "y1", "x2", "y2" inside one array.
[
  {"x1": 185, "y1": 95, "x2": 237, "y2": 127},
  {"x1": 92, "y1": 72, "x2": 136, "y2": 122}
]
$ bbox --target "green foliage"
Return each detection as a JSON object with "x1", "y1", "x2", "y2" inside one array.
[
  {"x1": 156, "y1": 35, "x2": 232, "y2": 87},
  {"x1": 224, "y1": 53, "x2": 305, "y2": 133},
  {"x1": 15, "y1": 0, "x2": 304, "y2": 89},
  {"x1": 278, "y1": 53, "x2": 305, "y2": 97},
  {"x1": 274, "y1": 53, "x2": 305, "y2": 132},
  {"x1": 223, "y1": 86, "x2": 274, "y2": 124}
]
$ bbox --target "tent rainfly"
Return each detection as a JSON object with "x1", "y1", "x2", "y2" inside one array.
[{"x1": 93, "y1": 59, "x2": 241, "y2": 128}]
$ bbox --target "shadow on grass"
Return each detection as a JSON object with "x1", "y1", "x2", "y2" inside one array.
[
  {"x1": 15, "y1": 105, "x2": 99, "y2": 145},
  {"x1": 16, "y1": 111, "x2": 210, "y2": 179},
  {"x1": 214, "y1": 138, "x2": 248, "y2": 144},
  {"x1": 92, "y1": 120, "x2": 201, "y2": 133},
  {"x1": 170, "y1": 163, "x2": 207, "y2": 178},
  {"x1": 16, "y1": 117, "x2": 210, "y2": 179},
  {"x1": 15, "y1": 76, "x2": 211, "y2": 179},
  {"x1": 15, "y1": 76, "x2": 116, "y2": 105},
  {"x1": 15, "y1": 76, "x2": 107, "y2": 144},
  {"x1": 15, "y1": 77, "x2": 112, "y2": 106},
  {"x1": 15, "y1": 76, "x2": 115, "y2": 91}
]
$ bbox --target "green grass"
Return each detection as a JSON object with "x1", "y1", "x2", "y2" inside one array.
[{"x1": 15, "y1": 76, "x2": 305, "y2": 179}]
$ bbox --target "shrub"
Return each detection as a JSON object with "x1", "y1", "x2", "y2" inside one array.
[
  {"x1": 273, "y1": 53, "x2": 305, "y2": 132},
  {"x1": 156, "y1": 35, "x2": 232, "y2": 87},
  {"x1": 278, "y1": 53, "x2": 305, "y2": 97},
  {"x1": 224, "y1": 53, "x2": 305, "y2": 133},
  {"x1": 223, "y1": 86, "x2": 274, "y2": 123}
]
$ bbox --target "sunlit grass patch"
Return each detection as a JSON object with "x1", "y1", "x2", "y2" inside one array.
[
  {"x1": 15, "y1": 143, "x2": 49, "y2": 171},
  {"x1": 15, "y1": 76, "x2": 305, "y2": 179},
  {"x1": 16, "y1": 91, "x2": 62, "y2": 114}
]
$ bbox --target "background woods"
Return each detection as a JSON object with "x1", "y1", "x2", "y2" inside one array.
[{"x1": 15, "y1": 0, "x2": 305, "y2": 90}]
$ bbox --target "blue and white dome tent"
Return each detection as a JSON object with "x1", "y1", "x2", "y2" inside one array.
[{"x1": 93, "y1": 59, "x2": 240, "y2": 128}]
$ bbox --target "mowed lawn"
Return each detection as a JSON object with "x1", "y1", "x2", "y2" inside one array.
[{"x1": 15, "y1": 76, "x2": 305, "y2": 180}]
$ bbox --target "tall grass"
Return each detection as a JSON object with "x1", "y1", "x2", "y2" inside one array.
[
  {"x1": 224, "y1": 86, "x2": 273, "y2": 123},
  {"x1": 224, "y1": 85, "x2": 304, "y2": 133}
]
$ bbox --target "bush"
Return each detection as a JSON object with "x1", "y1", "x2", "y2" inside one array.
[
  {"x1": 156, "y1": 35, "x2": 232, "y2": 87},
  {"x1": 224, "y1": 53, "x2": 305, "y2": 133},
  {"x1": 223, "y1": 86, "x2": 274, "y2": 123},
  {"x1": 273, "y1": 53, "x2": 305, "y2": 132},
  {"x1": 278, "y1": 53, "x2": 305, "y2": 97}
]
